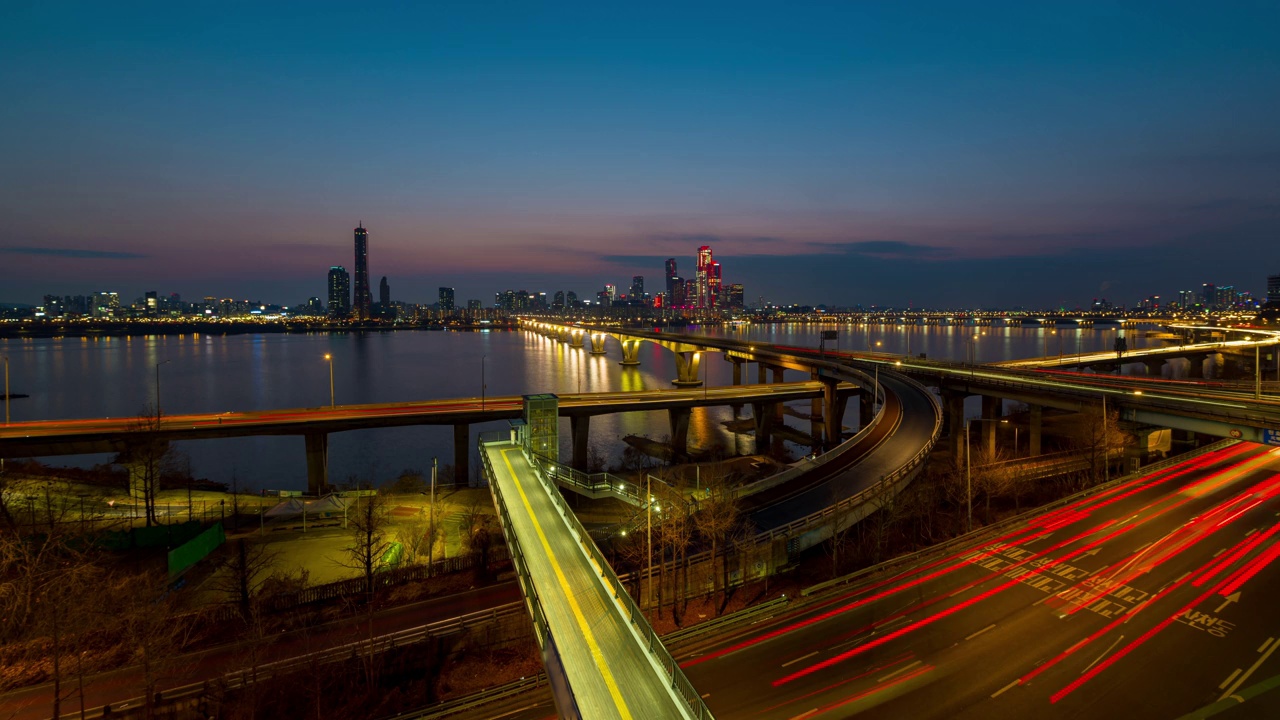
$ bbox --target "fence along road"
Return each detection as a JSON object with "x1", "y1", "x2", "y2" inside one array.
[{"x1": 482, "y1": 440, "x2": 710, "y2": 720}]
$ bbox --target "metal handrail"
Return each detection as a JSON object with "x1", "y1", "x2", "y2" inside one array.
[{"x1": 519, "y1": 446, "x2": 715, "y2": 720}]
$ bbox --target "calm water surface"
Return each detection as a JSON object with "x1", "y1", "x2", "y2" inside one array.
[{"x1": 0, "y1": 323, "x2": 1161, "y2": 490}]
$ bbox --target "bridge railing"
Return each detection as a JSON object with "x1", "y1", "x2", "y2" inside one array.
[
  {"x1": 519, "y1": 446, "x2": 715, "y2": 720},
  {"x1": 478, "y1": 434, "x2": 582, "y2": 719}
]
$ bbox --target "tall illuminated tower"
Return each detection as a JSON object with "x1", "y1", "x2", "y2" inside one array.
[
  {"x1": 696, "y1": 245, "x2": 713, "y2": 309},
  {"x1": 353, "y1": 222, "x2": 371, "y2": 320}
]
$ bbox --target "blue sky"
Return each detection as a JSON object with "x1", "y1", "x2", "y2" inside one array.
[{"x1": 2, "y1": 2, "x2": 1277, "y2": 308}]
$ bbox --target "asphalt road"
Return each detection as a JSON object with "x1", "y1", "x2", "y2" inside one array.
[{"x1": 456, "y1": 442, "x2": 1280, "y2": 720}]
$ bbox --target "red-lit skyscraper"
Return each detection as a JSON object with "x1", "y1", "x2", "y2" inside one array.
[
  {"x1": 696, "y1": 245, "x2": 713, "y2": 309},
  {"x1": 353, "y1": 222, "x2": 371, "y2": 320}
]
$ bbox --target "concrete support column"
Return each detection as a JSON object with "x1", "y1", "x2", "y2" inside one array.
[
  {"x1": 1186, "y1": 355, "x2": 1205, "y2": 378},
  {"x1": 570, "y1": 415, "x2": 590, "y2": 471},
  {"x1": 453, "y1": 423, "x2": 469, "y2": 487},
  {"x1": 1143, "y1": 359, "x2": 1164, "y2": 377},
  {"x1": 588, "y1": 333, "x2": 606, "y2": 354},
  {"x1": 304, "y1": 432, "x2": 329, "y2": 495},
  {"x1": 944, "y1": 390, "x2": 966, "y2": 462},
  {"x1": 731, "y1": 357, "x2": 743, "y2": 386},
  {"x1": 821, "y1": 378, "x2": 843, "y2": 447},
  {"x1": 981, "y1": 396, "x2": 1001, "y2": 457},
  {"x1": 668, "y1": 408, "x2": 691, "y2": 461},
  {"x1": 672, "y1": 351, "x2": 703, "y2": 386},
  {"x1": 619, "y1": 339, "x2": 642, "y2": 366},
  {"x1": 757, "y1": 363, "x2": 767, "y2": 384},
  {"x1": 570, "y1": 331, "x2": 585, "y2": 349},
  {"x1": 1029, "y1": 404, "x2": 1043, "y2": 456},
  {"x1": 751, "y1": 402, "x2": 774, "y2": 450},
  {"x1": 771, "y1": 367, "x2": 785, "y2": 384},
  {"x1": 859, "y1": 390, "x2": 874, "y2": 428}
]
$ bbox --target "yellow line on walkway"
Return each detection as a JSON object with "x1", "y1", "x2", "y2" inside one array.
[{"x1": 500, "y1": 449, "x2": 634, "y2": 720}]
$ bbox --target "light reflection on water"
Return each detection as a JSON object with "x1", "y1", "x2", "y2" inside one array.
[{"x1": 0, "y1": 323, "x2": 1163, "y2": 490}]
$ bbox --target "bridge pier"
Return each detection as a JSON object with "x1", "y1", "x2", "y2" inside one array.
[
  {"x1": 944, "y1": 390, "x2": 966, "y2": 462},
  {"x1": 731, "y1": 357, "x2": 743, "y2": 386},
  {"x1": 859, "y1": 390, "x2": 874, "y2": 428},
  {"x1": 570, "y1": 330, "x2": 585, "y2": 349},
  {"x1": 619, "y1": 339, "x2": 642, "y2": 366},
  {"x1": 672, "y1": 351, "x2": 703, "y2": 386},
  {"x1": 1143, "y1": 359, "x2": 1165, "y2": 376},
  {"x1": 1186, "y1": 355, "x2": 1205, "y2": 379},
  {"x1": 570, "y1": 416, "x2": 590, "y2": 470},
  {"x1": 668, "y1": 408, "x2": 690, "y2": 461},
  {"x1": 982, "y1": 396, "x2": 1001, "y2": 457},
  {"x1": 453, "y1": 423, "x2": 470, "y2": 486},
  {"x1": 757, "y1": 363, "x2": 767, "y2": 384},
  {"x1": 771, "y1": 367, "x2": 785, "y2": 384},
  {"x1": 588, "y1": 333, "x2": 606, "y2": 354},
  {"x1": 751, "y1": 402, "x2": 774, "y2": 450},
  {"x1": 304, "y1": 432, "x2": 329, "y2": 495},
  {"x1": 821, "y1": 378, "x2": 846, "y2": 447},
  {"x1": 1029, "y1": 404, "x2": 1042, "y2": 456}
]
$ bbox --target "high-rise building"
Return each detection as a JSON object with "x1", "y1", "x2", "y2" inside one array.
[
  {"x1": 379, "y1": 276, "x2": 390, "y2": 313},
  {"x1": 327, "y1": 266, "x2": 350, "y2": 318},
  {"x1": 665, "y1": 259, "x2": 679, "y2": 306},
  {"x1": 604, "y1": 284, "x2": 616, "y2": 301},
  {"x1": 1268, "y1": 274, "x2": 1280, "y2": 306},
  {"x1": 727, "y1": 283, "x2": 744, "y2": 308},
  {"x1": 708, "y1": 261, "x2": 722, "y2": 308},
  {"x1": 1201, "y1": 283, "x2": 1216, "y2": 309},
  {"x1": 552, "y1": 290, "x2": 565, "y2": 311},
  {"x1": 566, "y1": 291, "x2": 578, "y2": 308},
  {"x1": 353, "y1": 223, "x2": 371, "y2": 320},
  {"x1": 696, "y1": 245, "x2": 713, "y2": 308},
  {"x1": 629, "y1": 275, "x2": 644, "y2": 302},
  {"x1": 438, "y1": 287, "x2": 455, "y2": 311}
]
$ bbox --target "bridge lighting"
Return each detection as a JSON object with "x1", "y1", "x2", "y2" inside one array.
[
  {"x1": 1134, "y1": 390, "x2": 1143, "y2": 395},
  {"x1": 323, "y1": 354, "x2": 335, "y2": 408}
]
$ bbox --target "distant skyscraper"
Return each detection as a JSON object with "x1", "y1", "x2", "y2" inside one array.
[
  {"x1": 467, "y1": 299, "x2": 482, "y2": 310},
  {"x1": 327, "y1": 266, "x2": 350, "y2": 318},
  {"x1": 630, "y1": 275, "x2": 644, "y2": 302},
  {"x1": 708, "y1": 261, "x2": 722, "y2": 308},
  {"x1": 1202, "y1": 283, "x2": 1216, "y2": 309},
  {"x1": 665, "y1": 259, "x2": 678, "y2": 305},
  {"x1": 379, "y1": 276, "x2": 390, "y2": 311},
  {"x1": 1268, "y1": 274, "x2": 1280, "y2": 306},
  {"x1": 696, "y1": 245, "x2": 713, "y2": 308},
  {"x1": 353, "y1": 223, "x2": 371, "y2": 320},
  {"x1": 727, "y1": 283, "x2": 744, "y2": 308},
  {"x1": 438, "y1": 287, "x2": 456, "y2": 311},
  {"x1": 552, "y1": 290, "x2": 565, "y2": 311},
  {"x1": 566, "y1": 291, "x2": 578, "y2": 308}
]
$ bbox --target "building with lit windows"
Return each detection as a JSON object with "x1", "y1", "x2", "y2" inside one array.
[
  {"x1": 438, "y1": 287, "x2": 455, "y2": 311},
  {"x1": 353, "y1": 223, "x2": 371, "y2": 320},
  {"x1": 327, "y1": 266, "x2": 350, "y2": 318},
  {"x1": 696, "y1": 245, "x2": 713, "y2": 308}
]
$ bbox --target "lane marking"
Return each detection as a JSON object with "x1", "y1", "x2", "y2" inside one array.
[
  {"x1": 783, "y1": 651, "x2": 819, "y2": 668},
  {"x1": 878, "y1": 659, "x2": 923, "y2": 683},
  {"x1": 965, "y1": 624, "x2": 996, "y2": 641},
  {"x1": 1219, "y1": 668, "x2": 1243, "y2": 691},
  {"x1": 1259, "y1": 638, "x2": 1275, "y2": 654},
  {"x1": 1218, "y1": 628, "x2": 1280, "y2": 701},
  {"x1": 1082, "y1": 634, "x2": 1125, "y2": 675},
  {"x1": 500, "y1": 449, "x2": 634, "y2": 720},
  {"x1": 991, "y1": 679, "x2": 1021, "y2": 698}
]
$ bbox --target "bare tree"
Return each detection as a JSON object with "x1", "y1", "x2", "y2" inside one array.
[
  {"x1": 694, "y1": 470, "x2": 741, "y2": 614},
  {"x1": 394, "y1": 507, "x2": 431, "y2": 566},
  {"x1": 1070, "y1": 404, "x2": 1130, "y2": 488},
  {"x1": 108, "y1": 571, "x2": 193, "y2": 719},
  {"x1": 212, "y1": 538, "x2": 281, "y2": 622},
  {"x1": 343, "y1": 491, "x2": 392, "y2": 598},
  {"x1": 118, "y1": 405, "x2": 178, "y2": 528}
]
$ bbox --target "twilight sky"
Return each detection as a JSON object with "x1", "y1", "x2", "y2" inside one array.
[{"x1": 2, "y1": 2, "x2": 1278, "y2": 309}]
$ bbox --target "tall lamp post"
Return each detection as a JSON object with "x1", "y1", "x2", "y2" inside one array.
[
  {"x1": 3, "y1": 354, "x2": 9, "y2": 425},
  {"x1": 155, "y1": 359, "x2": 171, "y2": 421},
  {"x1": 481, "y1": 355, "x2": 487, "y2": 410},
  {"x1": 323, "y1": 354, "x2": 335, "y2": 408}
]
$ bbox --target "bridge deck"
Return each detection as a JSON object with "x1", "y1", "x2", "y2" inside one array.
[{"x1": 484, "y1": 442, "x2": 689, "y2": 720}]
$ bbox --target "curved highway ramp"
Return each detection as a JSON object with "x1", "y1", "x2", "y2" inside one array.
[{"x1": 481, "y1": 438, "x2": 713, "y2": 720}]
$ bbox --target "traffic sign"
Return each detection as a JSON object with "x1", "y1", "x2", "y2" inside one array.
[{"x1": 1264, "y1": 429, "x2": 1280, "y2": 446}]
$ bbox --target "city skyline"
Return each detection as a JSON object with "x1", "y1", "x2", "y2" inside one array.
[{"x1": 2, "y1": 4, "x2": 1278, "y2": 307}]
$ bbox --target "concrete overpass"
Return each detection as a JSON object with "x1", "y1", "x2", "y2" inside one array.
[{"x1": 0, "y1": 382, "x2": 849, "y2": 494}]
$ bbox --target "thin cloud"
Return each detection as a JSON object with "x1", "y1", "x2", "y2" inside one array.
[{"x1": 0, "y1": 246, "x2": 147, "y2": 260}]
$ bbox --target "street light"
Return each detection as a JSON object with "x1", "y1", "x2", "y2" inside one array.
[
  {"x1": 323, "y1": 354, "x2": 335, "y2": 408},
  {"x1": 155, "y1": 359, "x2": 171, "y2": 421},
  {"x1": 2, "y1": 354, "x2": 8, "y2": 426},
  {"x1": 481, "y1": 355, "x2": 487, "y2": 410}
]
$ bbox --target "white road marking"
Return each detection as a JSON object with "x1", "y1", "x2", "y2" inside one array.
[
  {"x1": 782, "y1": 651, "x2": 819, "y2": 668},
  {"x1": 1082, "y1": 634, "x2": 1125, "y2": 675},
  {"x1": 991, "y1": 679, "x2": 1021, "y2": 698},
  {"x1": 878, "y1": 659, "x2": 923, "y2": 683},
  {"x1": 965, "y1": 624, "x2": 997, "y2": 641}
]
